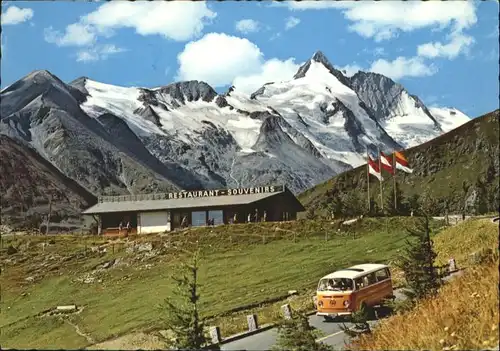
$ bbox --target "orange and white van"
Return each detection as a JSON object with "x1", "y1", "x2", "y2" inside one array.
[{"x1": 315, "y1": 263, "x2": 394, "y2": 321}]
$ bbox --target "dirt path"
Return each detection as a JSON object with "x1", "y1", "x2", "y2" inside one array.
[{"x1": 60, "y1": 317, "x2": 95, "y2": 344}]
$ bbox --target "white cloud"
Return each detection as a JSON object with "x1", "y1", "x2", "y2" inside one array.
[
  {"x1": 235, "y1": 19, "x2": 260, "y2": 34},
  {"x1": 1, "y1": 6, "x2": 33, "y2": 25},
  {"x1": 44, "y1": 23, "x2": 97, "y2": 47},
  {"x1": 76, "y1": 51, "x2": 99, "y2": 63},
  {"x1": 287, "y1": 1, "x2": 478, "y2": 64},
  {"x1": 45, "y1": 2, "x2": 216, "y2": 48},
  {"x1": 287, "y1": 2, "x2": 477, "y2": 41},
  {"x1": 177, "y1": 33, "x2": 263, "y2": 87},
  {"x1": 359, "y1": 47, "x2": 386, "y2": 57},
  {"x1": 82, "y1": 2, "x2": 216, "y2": 41},
  {"x1": 368, "y1": 56, "x2": 437, "y2": 80},
  {"x1": 176, "y1": 33, "x2": 300, "y2": 92},
  {"x1": 285, "y1": 16, "x2": 300, "y2": 30},
  {"x1": 44, "y1": 2, "x2": 215, "y2": 63},
  {"x1": 337, "y1": 64, "x2": 362, "y2": 77},
  {"x1": 76, "y1": 44, "x2": 126, "y2": 63},
  {"x1": 417, "y1": 33, "x2": 474, "y2": 59},
  {"x1": 233, "y1": 58, "x2": 301, "y2": 93}
]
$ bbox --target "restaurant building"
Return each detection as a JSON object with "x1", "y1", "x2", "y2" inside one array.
[{"x1": 82, "y1": 185, "x2": 305, "y2": 235}]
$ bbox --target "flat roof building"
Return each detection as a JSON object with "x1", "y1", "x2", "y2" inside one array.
[{"x1": 82, "y1": 185, "x2": 305, "y2": 235}]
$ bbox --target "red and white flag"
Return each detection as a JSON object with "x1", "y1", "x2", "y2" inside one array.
[
  {"x1": 368, "y1": 156, "x2": 383, "y2": 181},
  {"x1": 394, "y1": 151, "x2": 413, "y2": 174},
  {"x1": 380, "y1": 151, "x2": 394, "y2": 175}
]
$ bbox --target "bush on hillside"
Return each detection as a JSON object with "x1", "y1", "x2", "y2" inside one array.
[
  {"x1": 470, "y1": 248, "x2": 498, "y2": 265},
  {"x1": 383, "y1": 182, "x2": 407, "y2": 216},
  {"x1": 22, "y1": 214, "x2": 43, "y2": 230},
  {"x1": 305, "y1": 207, "x2": 317, "y2": 219}
]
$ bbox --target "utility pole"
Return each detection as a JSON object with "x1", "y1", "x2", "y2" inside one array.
[
  {"x1": 45, "y1": 195, "x2": 52, "y2": 235},
  {"x1": 366, "y1": 148, "x2": 371, "y2": 214}
]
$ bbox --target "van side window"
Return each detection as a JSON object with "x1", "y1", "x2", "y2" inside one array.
[
  {"x1": 355, "y1": 278, "x2": 364, "y2": 290},
  {"x1": 375, "y1": 268, "x2": 389, "y2": 282},
  {"x1": 366, "y1": 272, "x2": 377, "y2": 285}
]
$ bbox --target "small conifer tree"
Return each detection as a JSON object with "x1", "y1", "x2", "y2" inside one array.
[
  {"x1": 161, "y1": 249, "x2": 215, "y2": 350},
  {"x1": 396, "y1": 215, "x2": 442, "y2": 307},
  {"x1": 273, "y1": 310, "x2": 333, "y2": 351}
]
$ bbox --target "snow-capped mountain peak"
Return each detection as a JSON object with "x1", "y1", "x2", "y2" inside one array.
[
  {"x1": 0, "y1": 51, "x2": 470, "y2": 196},
  {"x1": 293, "y1": 50, "x2": 352, "y2": 89}
]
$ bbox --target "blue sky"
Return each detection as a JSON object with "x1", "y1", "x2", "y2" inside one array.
[{"x1": 1, "y1": 1, "x2": 498, "y2": 117}]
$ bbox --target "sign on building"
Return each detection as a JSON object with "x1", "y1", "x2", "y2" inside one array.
[
  {"x1": 167, "y1": 185, "x2": 284, "y2": 200},
  {"x1": 98, "y1": 185, "x2": 285, "y2": 203}
]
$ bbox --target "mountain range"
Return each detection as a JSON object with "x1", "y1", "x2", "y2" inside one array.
[{"x1": 0, "y1": 51, "x2": 471, "y2": 222}]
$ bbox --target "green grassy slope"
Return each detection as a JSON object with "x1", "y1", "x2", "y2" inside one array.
[
  {"x1": 1, "y1": 217, "x2": 438, "y2": 349},
  {"x1": 299, "y1": 110, "x2": 499, "y2": 216}
]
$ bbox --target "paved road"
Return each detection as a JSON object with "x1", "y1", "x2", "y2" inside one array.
[
  {"x1": 221, "y1": 272, "x2": 462, "y2": 350},
  {"x1": 220, "y1": 315, "x2": 378, "y2": 350}
]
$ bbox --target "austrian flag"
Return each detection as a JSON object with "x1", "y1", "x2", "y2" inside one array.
[
  {"x1": 368, "y1": 156, "x2": 383, "y2": 181},
  {"x1": 394, "y1": 151, "x2": 413, "y2": 174},
  {"x1": 380, "y1": 151, "x2": 394, "y2": 175}
]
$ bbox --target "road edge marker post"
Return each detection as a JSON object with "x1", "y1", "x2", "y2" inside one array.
[
  {"x1": 209, "y1": 326, "x2": 221, "y2": 345},
  {"x1": 247, "y1": 314, "x2": 258, "y2": 332},
  {"x1": 281, "y1": 304, "x2": 292, "y2": 320},
  {"x1": 448, "y1": 257, "x2": 457, "y2": 273}
]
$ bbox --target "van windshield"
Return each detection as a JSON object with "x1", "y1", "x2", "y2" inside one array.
[{"x1": 318, "y1": 278, "x2": 354, "y2": 291}]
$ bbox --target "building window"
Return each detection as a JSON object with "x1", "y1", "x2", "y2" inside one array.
[
  {"x1": 208, "y1": 210, "x2": 224, "y2": 225},
  {"x1": 191, "y1": 211, "x2": 206, "y2": 227}
]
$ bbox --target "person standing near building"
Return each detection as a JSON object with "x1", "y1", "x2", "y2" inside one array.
[
  {"x1": 119, "y1": 221, "x2": 123, "y2": 234},
  {"x1": 263, "y1": 211, "x2": 267, "y2": 222},
  {"x1": 247, "y1": 213, "x2": 251, "y2": 223},
  {"x1": 181, "y1": 216, "x2": 187, "y2": 228},
  {"x1": 126, "y1": 221, "x2": 131, "y2": 236},
  {"x1": 254, "y1": 208, "x2": 259, "y2": 222},
  {"x1": 233, "y1": 213, "x2": 238, "y2": 224}
]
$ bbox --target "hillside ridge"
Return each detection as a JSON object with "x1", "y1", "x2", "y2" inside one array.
[{"x1": 299, "y1": 109, "x2": 499, "y2": 216}]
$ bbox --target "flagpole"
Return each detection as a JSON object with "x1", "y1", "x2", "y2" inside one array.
[
  {"x1": 378, "y1": 147, "x2": 384, "y2": 212},
  {"x1": 393, "y1": 152, "x2": 397, "y2": 213},
  {"x1": 367, "y1": 148, "x2": 371, "y2": 214}
]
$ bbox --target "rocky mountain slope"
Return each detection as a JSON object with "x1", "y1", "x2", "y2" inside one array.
[
  {"x1": 1, "y1": 51, "x2": 470, "y2": 210},
  {"x1": 0, "y1": 135, "x2": 97, "y2": 226},
  {"x1": 299, "y1": 109, "x2": 499, "y2": 216}
]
